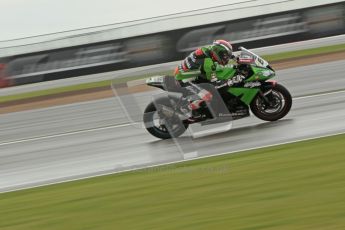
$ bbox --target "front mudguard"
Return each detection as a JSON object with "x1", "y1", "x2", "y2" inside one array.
[{"x1": 261, "y1": 80, "x2": 278, "y2": 89}]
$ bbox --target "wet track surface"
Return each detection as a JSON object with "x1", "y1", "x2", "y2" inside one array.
[{"x1": 1, "y1": 60, "x2": 345, "y2": 193}]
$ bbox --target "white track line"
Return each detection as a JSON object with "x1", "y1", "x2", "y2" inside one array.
[
  {"x1": 1, "y1": 131, "x2": 344, "y2": 194},
  {"x1": 293, "y1": 89, "x2": 345, "y2": 100},
  {"x1": 0, "y1": 123, "x2": 135, "y2": 147}
]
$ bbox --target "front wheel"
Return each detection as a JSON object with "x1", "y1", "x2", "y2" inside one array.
[
  {"x1": 250, "y1": 84, "x2": 292, "y2": 121},
  {"x1": 143, "y1": 98, "x2": 189, "y2": 139}
]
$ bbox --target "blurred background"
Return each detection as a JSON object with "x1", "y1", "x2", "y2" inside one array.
[
  {"x1": 1, "y1": 1, "x2": 345, "y2": 229},
  {"x1": 0, "y1": 0, "x2": 344, "y2": 87}
]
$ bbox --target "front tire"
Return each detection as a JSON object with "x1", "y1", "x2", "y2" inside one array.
[
  {"x1": 143, "y1": 98, "x2": 189, "y2": 139},
  {"x1": 250, "y1": 84, "x2": 292, "y2": 121}
]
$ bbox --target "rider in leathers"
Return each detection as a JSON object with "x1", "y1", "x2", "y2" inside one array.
[{"x1": 173, "y1": 39, "x2": 245, "y2": 120}]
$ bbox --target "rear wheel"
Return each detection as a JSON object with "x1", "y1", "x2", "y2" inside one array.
[
  {"x1": 143, "y1": 98, "x2": 188, "y2": 139},
  {"x1": 250, "y1": 84, "x2": 292, "y2": 121}
]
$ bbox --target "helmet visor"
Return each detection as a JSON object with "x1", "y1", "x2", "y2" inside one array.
[{"x1": 219, "y1": 50, "x2": 231, "y2": 64}]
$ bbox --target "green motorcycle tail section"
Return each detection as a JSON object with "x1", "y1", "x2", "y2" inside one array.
[
  {"x1": 228, "y1": 87, "x2": 259, "y2": 105},
  {"x1": 175, "y1": 70, "x2": 201, "y2": 81}
]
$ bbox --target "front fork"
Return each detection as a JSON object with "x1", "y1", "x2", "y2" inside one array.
[{"x1": 258, "y1": 80, "x2": 278, "y2": 106}]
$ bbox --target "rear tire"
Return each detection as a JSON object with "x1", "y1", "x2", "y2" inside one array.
[
  {"x1": 143, "y1": 98, "x2": 188, "y2": 139},
  {"x1": 250, "y1": 84, "x2": 292, "y2": 121}
]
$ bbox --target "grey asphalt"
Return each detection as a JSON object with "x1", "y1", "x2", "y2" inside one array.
[{"x1": 1, "y1": 60, "x2": 345, "y2": 193}]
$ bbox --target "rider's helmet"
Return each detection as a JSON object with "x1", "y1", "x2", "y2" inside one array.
[{"x1": 210, "y1": 40, "x2": 233, "y2": 65}]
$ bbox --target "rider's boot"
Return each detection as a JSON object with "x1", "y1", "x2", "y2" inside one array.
[{"x1": 180, "y1": 98, "x2": 204, "y2": 121}]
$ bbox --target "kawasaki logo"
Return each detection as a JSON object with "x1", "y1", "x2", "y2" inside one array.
[{"x1": 244, "y1": 82, "x2": 261, "y2": 88}]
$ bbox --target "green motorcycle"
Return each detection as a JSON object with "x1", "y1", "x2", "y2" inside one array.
[{"x1": 143, "y1": 47, "x2": 292, "y2": 139}]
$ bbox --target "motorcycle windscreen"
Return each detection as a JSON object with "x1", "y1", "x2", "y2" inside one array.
[{"x1": 238, "y1": 47, "x2": 269, "y2": 68}]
